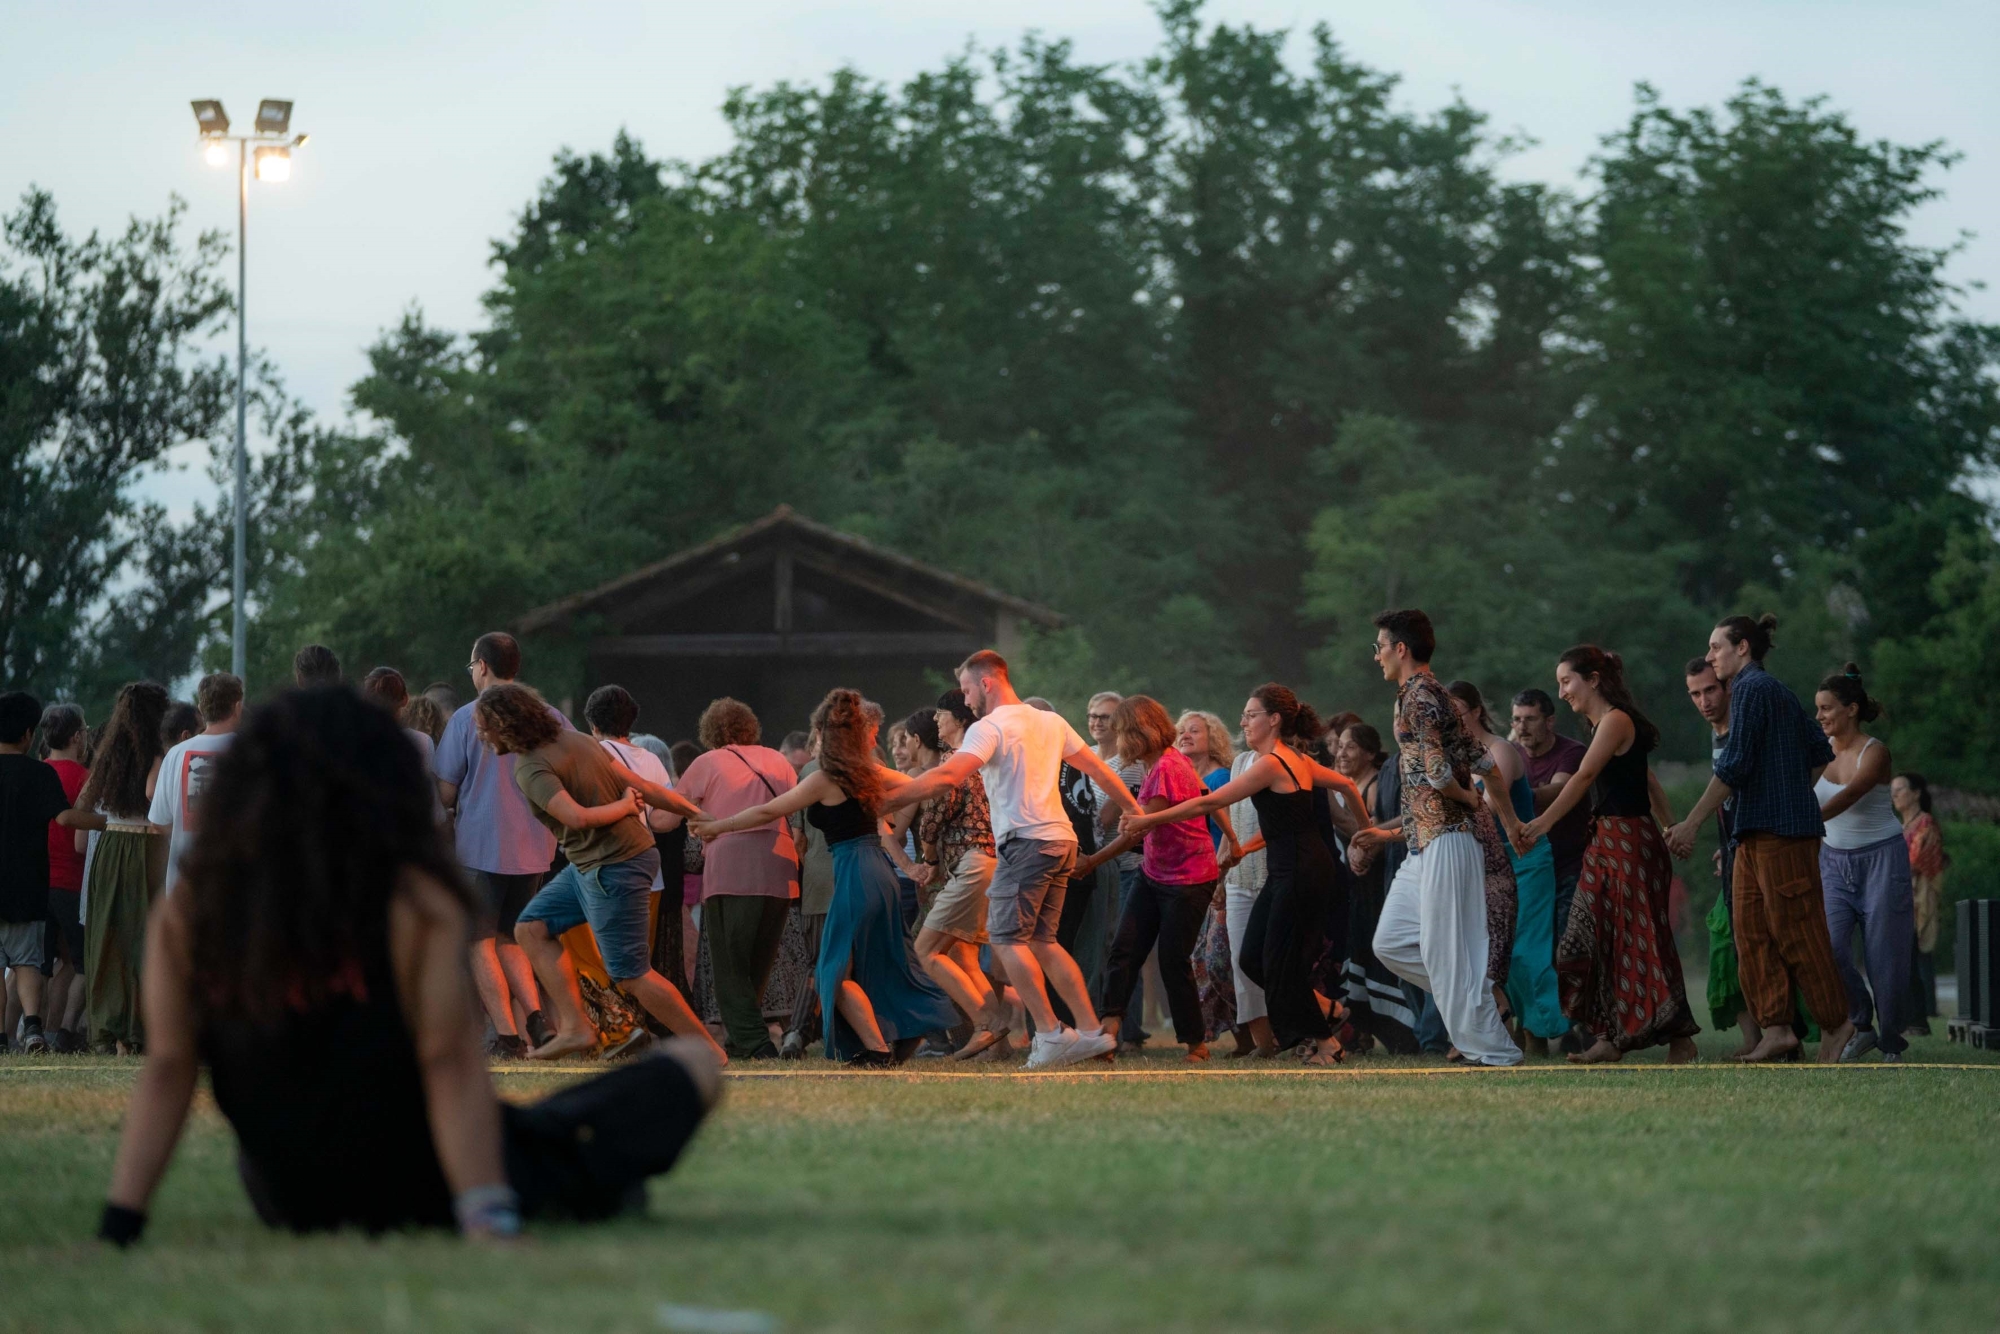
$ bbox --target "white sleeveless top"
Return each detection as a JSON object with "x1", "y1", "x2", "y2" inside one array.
[{"x1": 1813, "y1": 738, "x2": 1903, "y2": 850}]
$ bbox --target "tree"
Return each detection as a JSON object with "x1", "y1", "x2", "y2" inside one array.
[{"x1": 0, "y1": 189, "x2": 234, "y2": 705}]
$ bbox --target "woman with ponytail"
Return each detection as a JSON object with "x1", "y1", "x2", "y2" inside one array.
[
  {"x1": 1518, "y1": 646, "x2": 1700, "y2": 1064},
  {"x1": 692, "y1": 690, "x2": 956, "y2": 1066},
  {"x1": 1811, "y1": 665, "x2": 1914, "y2": 1061},
  {"x1": 1124, "y1": 684, "x2": 1362, "y2": 1064}
]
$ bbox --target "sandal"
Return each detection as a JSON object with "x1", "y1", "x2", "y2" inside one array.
[{"x1": 1301, "y1": 1038, "x2": 1345, "y2": 1067}]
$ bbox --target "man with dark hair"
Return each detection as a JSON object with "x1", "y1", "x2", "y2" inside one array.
[
  {"x1": 436, "y1": 632, "x2": 570, "y2": 1057},
  {"x1": 0, "y1": 691, "x2": 69, "y2": 1052},
  {"x1": 292, "y1": 644, "x2": 342, "y2": 687},
  {"x1": 1367, "y1": 610, "x2": 1521, "y2": 1066},
  {"x1": 885, "y1": 649, "x2": 1142, "y2": 1068},
  {"x1": 1509, "y1": 685, "x2": 1591, "y2": 1052},
  {"x1": 1686, "y1": 656, "x2": 1763, "y2": 1058},
  {"x1": 149, "y1": 673, "x2": 243, "y2": 894},
  {"x1": 777, "y1": 731, "x2": 813, "y2": 773}
]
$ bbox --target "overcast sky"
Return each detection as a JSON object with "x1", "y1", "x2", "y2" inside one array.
[{"x1": 7, "y1": 1, "x2": 1997, "y2": 516}]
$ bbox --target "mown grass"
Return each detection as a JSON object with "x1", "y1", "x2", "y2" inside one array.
[{"x1": 2, "y1": 1018, "x2": 1996, "y2": 1334}]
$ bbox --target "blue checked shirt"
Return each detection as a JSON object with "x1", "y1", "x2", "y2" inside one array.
[{"x1": 1711, "y1": 662, "x2": 1833, "y2": 839}]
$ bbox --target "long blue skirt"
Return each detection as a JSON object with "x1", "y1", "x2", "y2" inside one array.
[
  {"x1": 1503, "y1": 836, "x2": 1567, "y2": 1039},
  {"x1": 819, "y1": 838, "x2": 959, "y2": 1060}
]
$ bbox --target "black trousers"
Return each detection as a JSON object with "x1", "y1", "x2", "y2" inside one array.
[
  {"x1": 240, "y1": 1053, "x2": 709, "y2": 1232},
  {"x1": 1100, "y1": 873, "x2": 1216, "y2": 1046},
  {"x1": 1048, "y1": 874, "x2": 1097, "y2": 1029},
  {"x1": 787, "y1": 910, "x2": 826, "y2": 1043}
]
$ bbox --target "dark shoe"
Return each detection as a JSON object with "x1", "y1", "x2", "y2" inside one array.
[
  {"x1": 890, "y1": 1036, "x2": 923, "y2": 1065},
  {"x1": 1841, "y1": 1028, "x2": 1880, "y2": 1063},
  {"x1": 603, "y1": 1028, "x2": 653, "y2": 1061},
  {"x1": 493, "y1": 1033, "x2": 529, "y2": 1060},
  {"x1": 779, "y1": 1031, "x2": 805, "y2": 1060},
  {"x1": 1558, "y1": 1023, "x2": 1591, "y2": 1055},
  {"x1": 743, "y1": 1041, "x2": 782, "y2": 1061},
  {"x1": 48, "y1": 1027, "x2": 78, "y2": 1055},
  {"x1": 21, "y1": 1018, "x2": 48, "y2": 1055},
  {"x1": 845, "y1": 1048, "x2": 893, "y2": 1068},
  {"x1": 524, "y1": 1009, "x2": 555, "y2": 1049}
]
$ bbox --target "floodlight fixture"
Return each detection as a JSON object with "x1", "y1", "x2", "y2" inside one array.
[
  {"x1": 204, "y1": 139, "x2": 229, "y2": 167},
  {"x1": 255, "y1": 99, "x2": 292, "y2": 136},
  {"x1": 191, "y1": 99, "x2": 229, "y2": 136},
  {"x1": 253, "y1": 145, "x2": 290, "y2": 182}
]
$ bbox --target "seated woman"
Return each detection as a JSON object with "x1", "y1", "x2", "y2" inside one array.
[
  {"x1": 692, "y1": 689, "x2": 957, "y2": 1067},
  {"x1": 96, "y1": 687, "x2": 721, "y2": 1245}
]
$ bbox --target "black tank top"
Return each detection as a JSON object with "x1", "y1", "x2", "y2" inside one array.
[
  {"x1": 201, "y1": 941, "x2": 453, "y2": 1232},
  {"x1": 1592, "y1": 728, "x2": 1653, "y2": 819},
  {"x1": 1249, "y1": 751, "x2": 1316, "y2": 868},
  {"x1": 807, "y1": 795, "x2": 877, "y2": 845}
]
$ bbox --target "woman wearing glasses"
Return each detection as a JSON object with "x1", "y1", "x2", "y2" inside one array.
[{"x1": 1124, "y1": 685, "x2": 1363, "y2": 1065}]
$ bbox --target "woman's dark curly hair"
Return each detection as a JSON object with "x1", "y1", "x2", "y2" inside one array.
[
  {"x1": 78, "y1": 682, "x2": 170, "y2": 818},
  {"x1": 1252, "y1": 683, "x2": 1322, "y2": 748},
  {"x1": 1557, "y1": 645, "x2": 1662, "y2": 753},
  {"x1": 810, "y1": 689, "x2": 889, "y2": 817},
  {"x1": 184, "y1": 687, "x2": 470, "y2": 1023},
  {"x1": 474, "y1": 682, "x2": 563, "y2": 755}
]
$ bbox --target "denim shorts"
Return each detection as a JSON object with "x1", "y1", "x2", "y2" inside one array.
[
  {"x1": 516, "y1": 849, "x2": 661, "y2": 982},
  {"x1": 984, "y1": 838, "x2": 1076, "y2": 945}
]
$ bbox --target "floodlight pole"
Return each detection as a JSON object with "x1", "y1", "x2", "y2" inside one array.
[{"x1": 232, "y1": 138, "x2": 249, "y2": 681}]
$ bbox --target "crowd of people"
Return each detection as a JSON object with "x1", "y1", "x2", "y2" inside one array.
[{"x1": 0, "y1": 609, "x2": 1947, "y2": 1242}]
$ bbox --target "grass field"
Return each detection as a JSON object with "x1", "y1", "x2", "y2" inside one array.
[{"x1": 4, "y1": 1017, "x2": 1997, "y2": 1334}]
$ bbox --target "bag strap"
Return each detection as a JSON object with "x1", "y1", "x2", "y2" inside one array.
[{"x1": 724, "y1": 745, "x2": 783, "y2": 801}]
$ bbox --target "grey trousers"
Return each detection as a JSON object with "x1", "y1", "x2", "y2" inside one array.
[{"x1": 1820, "y1": 834, "x2": 1916, "y2": 1055}]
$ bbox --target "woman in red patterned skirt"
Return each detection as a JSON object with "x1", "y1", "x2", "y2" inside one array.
[{"x1": 1517, "y1": 645, "x2": 1700, "y2": 1064}]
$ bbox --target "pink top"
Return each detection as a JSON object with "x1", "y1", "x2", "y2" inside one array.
[
  {"x1": 1139, "y1": 748, "x2": 1220, "y2": 885},
  {"x1": 676, "y1": 745, "x2": 800, "y2": 901}
]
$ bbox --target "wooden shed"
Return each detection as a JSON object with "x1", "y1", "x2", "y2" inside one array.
[{"x1": 517, "y1": 506, "x2": 1065, "y2": 745}]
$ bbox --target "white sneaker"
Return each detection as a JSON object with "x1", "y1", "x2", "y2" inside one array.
[
  {"x1": 1024, "y1": 1027, "x2": 1080, "y2": 1070},
  {"x1": 1066, "y1": 1028, "x2": 1117, "y2": 1065}
]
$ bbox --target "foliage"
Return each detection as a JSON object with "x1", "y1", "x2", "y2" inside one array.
[{"x1": 0, "y1": 189, "x2": 233, "y2": 710}]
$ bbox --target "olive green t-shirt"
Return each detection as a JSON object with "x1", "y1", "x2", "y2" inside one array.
[{"x1": 512, "y1": 730, "x2": 654, "y2": 872}]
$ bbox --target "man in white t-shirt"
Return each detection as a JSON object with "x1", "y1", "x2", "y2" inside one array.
[
  {"x1": 148, "y1": 672, "x2": 243, "y2": 892},
  {"x1": 883, "y1": 650, "x2": 1141, "y2": 1069}
]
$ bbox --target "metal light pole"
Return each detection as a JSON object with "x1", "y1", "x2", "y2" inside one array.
[{"x1": 191, "y1": 99, "x2": 307, "y2": 684}]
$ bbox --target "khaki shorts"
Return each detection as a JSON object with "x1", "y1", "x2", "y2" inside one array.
[{"x1": 923, "y1": 849, "x2": 996, "y2": 944}]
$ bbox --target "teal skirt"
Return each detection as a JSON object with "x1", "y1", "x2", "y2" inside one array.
[{"x1": 818, "y1": 838, "x2": 958, "y2": 1060}]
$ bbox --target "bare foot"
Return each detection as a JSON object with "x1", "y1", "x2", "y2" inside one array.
[
  {"x1": 1566, "y1": 1038, "x2": 1623, "y2": 1065},
  {"x1": 1666, "y1": 1037, "x2": 1699, "y2": 1065},
  {"x1": 1186, "y1": 1043, "x2": 1210, "y2": 1062},
  {"x1": 1735, "y1": 1028, "x2": 1799, "y2": 1063},
  {"x1": 1302, "y1": 1039, "x2": 1344, "y2": 1067},
  {"x1": 526, "y1": 1028, "x2": 599, "y2": 1061},
  {"x1": 1818, "y1": 1019, "x2": 1856, "y2": 1065}
]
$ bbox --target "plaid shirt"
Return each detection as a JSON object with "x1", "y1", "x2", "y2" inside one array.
[{"x1": 1712, "y1": 662, "x2": 1833, "y2": 839}]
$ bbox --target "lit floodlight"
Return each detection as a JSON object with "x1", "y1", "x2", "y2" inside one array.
[
  {"x1": 255, "y1": 99, "x2": 292, "y2": 136},
  {"x1": 253, "y1": 146, "x2": 291, "y2": 181},
  {"x1": 204, "y1": 139, "x2": 229, "y2": 167},
  {"x1": 191, "y1": 99, "x2": 229, "y2": 136}
]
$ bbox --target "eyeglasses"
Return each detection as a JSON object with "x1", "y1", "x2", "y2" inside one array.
[
  {"x1": 1369, "y1": 640, "x2": 1390, "y2": 658},
  {"x1": 1086, "y1": 713, "x2": 1114, "y2": 724},
  {"x1": 1240, "y1": 709, "x2": 1271, "y2": 722}
]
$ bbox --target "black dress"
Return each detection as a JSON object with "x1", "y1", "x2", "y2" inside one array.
[
  {"x1": 202, "y1": 936, "x2": 708, "y2": 1233},
  {"x1": 1237, "y1": 751, "x2": 1338, "y2": 1050}
]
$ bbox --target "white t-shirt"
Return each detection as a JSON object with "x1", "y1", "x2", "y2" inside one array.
[
  {"x1": 148, "y1": 731, "x2": 235, "y2": 891},
  {"x1": 599, "y1": 737, "x2": 671, "y2": 893},
  {"x1": 957, "y1": 704, "x2": 1088, "y2": 846}
]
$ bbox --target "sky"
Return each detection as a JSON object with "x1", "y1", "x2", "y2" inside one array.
[{"x1": 6, "y1": 1, "x2": 1997, "y2": 518}]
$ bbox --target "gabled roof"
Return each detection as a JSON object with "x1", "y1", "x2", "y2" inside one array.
[{"x1": 517, "y1": 504, "x2": 1065, "y2": 634}]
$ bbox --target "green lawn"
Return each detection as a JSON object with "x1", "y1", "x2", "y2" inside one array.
[{"x1": 4, "y1": 1019, "x2": 1997, "y2": 1334}]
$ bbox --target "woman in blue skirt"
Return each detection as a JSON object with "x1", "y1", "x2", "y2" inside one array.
[{"x1": 692, "y1": 689, "x2": 957, "y2": 1066}]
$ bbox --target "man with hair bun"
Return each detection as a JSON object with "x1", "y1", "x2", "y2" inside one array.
[
  {"x1": 148, "y1": 672, "x2": 244, "y2": 895},
  {"x1": 1366, "y1": 610, "x2": 1521, "y2": 1067},
  {"x1": 1668, "y1": 614, "x2": 1854, "y2": 1063}
]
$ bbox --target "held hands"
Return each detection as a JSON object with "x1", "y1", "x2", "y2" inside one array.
[
  {"x1": 1512, "y1": 818, "x2": 1546, "y2": 856},
  {"x1": 911, "y1": 863, "x2": 937, "y2": 888},
  {"x1": 687, "y1": 811, "x2": 725, "y2": 841},
  {"x1": 1119, "y1": 810, "x2": 1158, "y2": 838},
  {"x1": 1664, "y1": 822, "x2": 1697, "y2": 861}
]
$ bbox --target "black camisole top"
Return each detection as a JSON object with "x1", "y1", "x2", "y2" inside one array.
[
  {"x1": 807, "y1": 795, "x2": 877, "y2": 846},
  {"x1": 1591, "y1": 729, "x2": 1654, "y2": 819}
]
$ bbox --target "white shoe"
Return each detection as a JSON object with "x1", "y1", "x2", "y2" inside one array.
[
  {"x1": 1025, "y1": 1027, "x2": 1080, "y2": 1070},
  {"x1": 1066, "y1": 1028, "x2": 1117, "y2": 1065}
]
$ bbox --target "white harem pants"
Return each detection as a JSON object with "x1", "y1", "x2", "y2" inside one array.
[{"x1": 1373, "y1": 829, "x2": 1522, "y2": 1067}]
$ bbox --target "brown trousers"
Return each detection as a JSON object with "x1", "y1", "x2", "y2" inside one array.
[{"x1": 1732, "y1": 832, "x2": 1849, "y2": 1030}]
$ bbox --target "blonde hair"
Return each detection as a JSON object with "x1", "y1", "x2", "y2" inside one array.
[{"x1": 1177, "y1": 710, "x2": 1235, "y2": 772}]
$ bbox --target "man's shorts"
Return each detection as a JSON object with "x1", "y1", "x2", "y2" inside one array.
[
  {"x1": 984, "y1": 838, "x2": 1076, "y2": 945},
  {"x1": 44, "y1": 888, "x2": 84, "y2": 976},
  {"x1": 516, "y1": 850, "x2": 662, "y2": 982},
  {"x1": 471, "y1": 870, "x2": 546, "y2": 943},
  {"x1": 0, "y1": 919, "x2": 46, "y2": 971}
]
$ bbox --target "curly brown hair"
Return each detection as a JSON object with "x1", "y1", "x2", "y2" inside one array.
[
  {"x1": 474, "y1": 682, "x2": 563, "y2": 755},
  {"x1": 698, "y1": 696, "x2": 760, "y2": 749},
  {"x1": 809, "y1": 689, "x2": 889, "y2": 817},
  {"x1": 185, "y1": 686, "x2": 470, "y2": 1023},
  {"x1": 400, "y1": 693, "x2": 448, "y2": 745},
  {"x1": 78, "y1": 681, "x2": 171, "y2": 818}
]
